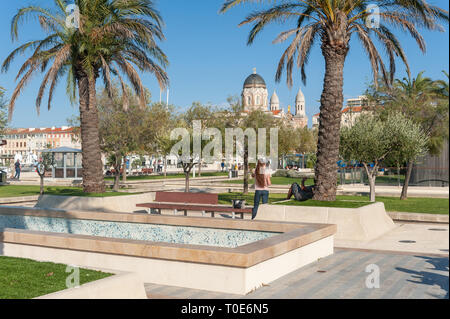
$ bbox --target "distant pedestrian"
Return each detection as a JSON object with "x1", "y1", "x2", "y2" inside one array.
[
  {"x1": 14, "y1": 159, "x2": 21, "y2": 180},
  {"x1": 221, "y1": 161, "x2": 225, "y2": 172}
]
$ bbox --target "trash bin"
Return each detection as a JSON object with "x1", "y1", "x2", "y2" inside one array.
[{"x1": 0, "y1": 170, "x2": 6, "y2": 183}]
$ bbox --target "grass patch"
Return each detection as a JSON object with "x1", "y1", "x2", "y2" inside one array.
[
  {"x1": 0, "y1": 185, "x2": 139, "y2": 198},
  {"x1": 372, "y1": 196, "x2": 449, "y2": 214},
  {"x1": 0, "y1": 256, "x2": 113, "y2": 299},
  {"x1": 105, "y1": 171, "x2": 228, "y2": 181},
  {"x1": 218, "y1": 192, "x2": 448, "y2": 214},
  {"x1": 280, "y1": 199, "x2": 370, "y2": 208},
  {"x1": 218, "y1": 192, "x2": 287, "y2": 205}
]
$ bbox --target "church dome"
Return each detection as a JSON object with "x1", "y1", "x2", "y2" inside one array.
[
  {"x1": 270, "y1": 91, "x2": 279, "y2": 104},
  {"x1": 243, "y1": 73, "x2": 266, "y2": 88}
]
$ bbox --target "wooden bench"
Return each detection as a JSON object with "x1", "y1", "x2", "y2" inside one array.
[
  {"x1": 136, "y1": 191, "x2": 253, "y2": 219},
  {"x1": 141, "y1": 168, "x2": 153, "y2": 175}
]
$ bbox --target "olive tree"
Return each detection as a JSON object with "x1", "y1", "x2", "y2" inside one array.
[{"x1": 340, "y1": 113, "x2": 428, "y2": 202}]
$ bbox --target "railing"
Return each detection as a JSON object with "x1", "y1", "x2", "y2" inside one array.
[{"x1": 337, "y1": 166, "x2": 449, "y2": 187}]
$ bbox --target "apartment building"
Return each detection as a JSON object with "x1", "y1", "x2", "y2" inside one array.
[
  {"x1": 0, "y1": 126, "x2": 80, "y2": 165},
  {"x1": 312, "y1": 95, "x2": 370, "y2": 129}
]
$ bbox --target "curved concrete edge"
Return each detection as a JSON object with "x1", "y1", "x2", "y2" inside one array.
[
  {"x1": 35, "y1": 193, "x2": 156, "y2": 213},
  {"x1": 256, "y1": 202, "x2": 396, "y2": 242},
  {"x1": 35, "y1": 271, "x2": 147, "y2": 299}
]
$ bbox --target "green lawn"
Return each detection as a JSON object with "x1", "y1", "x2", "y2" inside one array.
[
  {"x1": 104, "y1": 171, "x2": 228, "y2": 181},
  {"x1": 369, "y1": 196, "x2": 449, "y2": 214},
  {"x1": 0, "y1": 256, "x2": 113, "y2": 299},
  {"x1": 218, "y1": 192, "x2": 449, "y2": 214},
  {"x1": 218, "y1": 192, "x2": 288, "y2": 205},
  {"x1": 219, "y1": 192, "x2": 369, "y2": 208},
  {"x1": 0, "y1": 185, "x2": 140, "y2": 198}
]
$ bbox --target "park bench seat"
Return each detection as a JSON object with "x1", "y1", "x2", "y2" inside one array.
[{"x1": 136, "y1": 191, "x2": 253, "y2": 219}]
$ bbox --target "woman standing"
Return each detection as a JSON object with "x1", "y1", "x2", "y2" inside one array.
[{"x1": 251, "y1": 159, "x2": 271, "y2": 220}]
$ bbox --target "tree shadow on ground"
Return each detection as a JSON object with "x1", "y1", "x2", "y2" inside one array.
[{"x1": 396, "y1": 256, "x2": 449, "y2": 299}]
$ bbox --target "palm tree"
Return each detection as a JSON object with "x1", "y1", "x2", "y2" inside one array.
[
  {"x1": 2, "y1": 0, "x2": 168, "y2": 193},
  {"x1": 435, "y1": 70, "x2": 449, "y2": 99},
  {"x1": 221, "y1": 0, "x2": 448, "y2": 200}
]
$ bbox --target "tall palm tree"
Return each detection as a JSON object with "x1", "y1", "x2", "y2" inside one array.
[
  {"x1": 2, "y1": 0, "x2": 168, "y2": 193},
  {"x1": 221, "y1": 0, "x2": 448, "y2": 200}
]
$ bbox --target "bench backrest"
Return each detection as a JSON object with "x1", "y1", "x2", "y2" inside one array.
[{"x1": 155, "y1": 191, "x2": 218, "y2": 205}]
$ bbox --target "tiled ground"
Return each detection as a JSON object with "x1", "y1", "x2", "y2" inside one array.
[{"x1": 145, "y1": 249, "x2": 449, "y2": 299}]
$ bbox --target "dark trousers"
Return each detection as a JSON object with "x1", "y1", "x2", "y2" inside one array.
[
  {"x1": 252, "y1": 190, "x2": 269, "y2": 219},
  {"x1": 14, "y1": 168, "x2": 20, "y2": 179}
]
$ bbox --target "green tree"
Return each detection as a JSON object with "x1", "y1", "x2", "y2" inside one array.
[
  {"x1": 183, "y1": 102, "x2": 217, "y2": 177},
  {"x1": 144, "y1": 103, "x2": 181, "y2": 177},
  {"x1": 366, "y1": 71, "x2": 449, "y2": 199},
  {"x1": 221, "y1": 0, "x2": 448, "y2": 201},
  {"x1": 240, "y1": 110, "x2": 278, "y2": 194},
  {"x1": 97, "y1": 85, "x2": 148, "y2": 191},
  {"x1": 340, "y1": 113, "x2": 428, "y2": 202},
  {"x1": 220, "y1": 97, "x2": 279, "y2": 194},
  {"x1": 2, "y1": 0, "x2": 169, "y2": 193}
]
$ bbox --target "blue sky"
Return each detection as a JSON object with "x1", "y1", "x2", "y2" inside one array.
[{"x1": 0, "y1": 0, "x2": 448, "y2": 128}]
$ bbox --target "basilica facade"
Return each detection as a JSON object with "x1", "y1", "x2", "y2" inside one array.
[{"x1": 241, "y1": 69, "x2": 308, "y2": 128}]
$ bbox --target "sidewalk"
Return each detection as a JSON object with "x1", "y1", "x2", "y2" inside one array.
[{"x1": 335, "y1": 222, "x2": 449, "y2": 256}]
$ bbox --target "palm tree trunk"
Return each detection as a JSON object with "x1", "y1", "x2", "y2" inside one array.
[
  {"x1": 313, "y1": 43, "x2": 347, "y2": 201},
  {"x1": 400, "y1": 161, "x2": 413, "y2": 200},
  {"x1": 78, "y1": 74, "x2": 105, "y2": 193}
]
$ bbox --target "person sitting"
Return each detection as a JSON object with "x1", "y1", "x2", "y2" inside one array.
[{"x1": 286, "y1": 177, "x2": 314, "y2": 201}]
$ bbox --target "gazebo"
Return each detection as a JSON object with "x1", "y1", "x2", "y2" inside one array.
[{"x1": 41, "y1": 147, "x2": 82, "y2": 179}]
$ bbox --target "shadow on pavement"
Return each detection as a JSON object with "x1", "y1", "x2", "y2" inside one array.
[{"x1": 396, "y1": 256, "x2": 449, "y2": 299}]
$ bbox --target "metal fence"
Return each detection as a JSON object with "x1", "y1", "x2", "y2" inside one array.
[{"x1": 337, "y1": 166, "x2": 449, "y2": 187}]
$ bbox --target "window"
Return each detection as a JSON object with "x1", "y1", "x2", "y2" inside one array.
[{"x1": 247, "y1": 96, "x2": 251, "y2": 105}]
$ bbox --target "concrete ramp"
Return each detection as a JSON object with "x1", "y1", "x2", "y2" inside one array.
[{"x1": 256, "y1": 202, "x2": 396, "y2": 242}]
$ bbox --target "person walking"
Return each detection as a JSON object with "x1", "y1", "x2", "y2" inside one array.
[
  {"x1": 14, "y1": 159, "x2": 21, "y2": 180},
  {"x1": 251, "y1": 159, "x2": 271, "y2": 220}
]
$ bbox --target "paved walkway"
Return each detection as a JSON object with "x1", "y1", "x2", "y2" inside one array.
[
  {"x1": 145, "y1": 249, "x2": 449, "y2": 299},
  {"x1": 336, "y1": 222, "x2": 449, "y2": 256}
]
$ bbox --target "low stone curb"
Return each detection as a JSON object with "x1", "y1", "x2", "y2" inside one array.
[{"x1": 388, "y1": 212, "x2": 449, "y2": 224}]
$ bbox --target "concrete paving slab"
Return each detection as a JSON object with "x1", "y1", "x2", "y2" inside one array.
[
  {"x1": 335, "y1": 222, "x2": 449, "y2": 256},
  {"x1": 144, "y1": 249, "x2": 449, "y2": 299}
]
